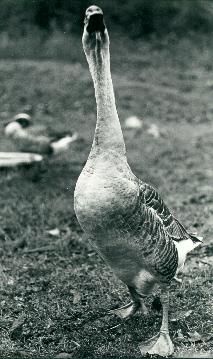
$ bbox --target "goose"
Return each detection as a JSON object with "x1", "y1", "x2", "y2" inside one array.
[
  {"x1": 5, "y1": 113, "x2": 78, "y2": 155},
  {"x1": 74, "y1": 6, "x2": 203, "y2": 356}
]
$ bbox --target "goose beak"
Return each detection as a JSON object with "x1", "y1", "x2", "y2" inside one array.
[{"x1": 85, "y1": 5, "x2": 105, "y2": 34}]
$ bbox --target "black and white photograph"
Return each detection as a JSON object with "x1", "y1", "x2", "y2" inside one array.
[{"x1": 0, "y1": 0, "x2": 212, "y2": 358}]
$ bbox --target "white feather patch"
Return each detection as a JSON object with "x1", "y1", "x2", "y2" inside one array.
[{"x1": 174, "y1": 238, "x2": 201, "y2": 273}]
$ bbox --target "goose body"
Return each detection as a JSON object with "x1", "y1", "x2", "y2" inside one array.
[
  {"x1": 74, "y1": 6, "x2": 202, "y2": 356},
  {"x1": 76, "y1": 150, "x2": 200, "y2": 287}
]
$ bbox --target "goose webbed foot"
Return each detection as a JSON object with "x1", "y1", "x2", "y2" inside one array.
[
  {"x1": 111, "y1": 301, "x2": 140, "y2": 319},
  {"x1": 139, "y1": 331, "x2": 174, "y2": 356},
  {"x1": 112, "y1": 299, "x2": 148, "y2": 319}
]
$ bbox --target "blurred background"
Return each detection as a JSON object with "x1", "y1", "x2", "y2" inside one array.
[
  {"x1": 0, "y1": 1, "x2": 212, "y2": 358},
  {"x1": 0, "y1": 0, "x2": 213, "y2": 59},
  {"x1": 1, "y1": 0, "x2": 213, "y2": 36}
]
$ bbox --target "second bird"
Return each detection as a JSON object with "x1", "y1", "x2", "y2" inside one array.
[{"x1": 5, "y1": 113, "x2": 78, "y2": 155}]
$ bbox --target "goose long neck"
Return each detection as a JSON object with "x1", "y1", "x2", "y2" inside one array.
[{"x1": 86, "y1": 43, "x2": 126, "y2": 156}]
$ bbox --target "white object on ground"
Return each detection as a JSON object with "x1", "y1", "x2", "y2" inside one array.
[
  {"x1": 51, "y1": 132, "x2": 78, "y2": 154},
  {"x1": 147, "y1": 124, "x2": 160, "y2": 138},
  {"x1": 124, "y1": 116, "x2": 143, "y2": 129},
  {"x1": 47, "y1": 228, "x2": 60, "y2": 237},
  {"x1": 0, "y1": 152, "x2": 43, "y2": 167}
]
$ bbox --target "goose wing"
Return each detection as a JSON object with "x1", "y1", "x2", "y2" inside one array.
[
  {"x1": 132, "y1": 200, "x2": 179, "y2": 282},
  {"x1": 123, "y1": 181, "x2": 202, "y2": 282},
  {"x1": 141, "y1": 182, "x2": 202, "y2": 244}
]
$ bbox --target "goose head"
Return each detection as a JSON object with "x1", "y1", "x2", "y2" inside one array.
[
  {"x1": 13, "y1": 113, "x2": 31, "y2": 128},
  {"x1": 82, "y1": 5, "x2": 109, "y2": 54},
  {"x1": 4, "y1": 113, "x2": 31, "y2": 136},
  {"x1": 85, "y1": 6, "x2": 105, "y2": 34}
]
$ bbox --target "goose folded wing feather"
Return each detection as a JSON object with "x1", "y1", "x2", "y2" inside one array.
[{"x1": 141, "y1": 182, "x2": 202, "y2": 243}]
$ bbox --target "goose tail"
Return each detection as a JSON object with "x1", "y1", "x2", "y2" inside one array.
[
  {"x1": 188, "y1": 231, "x2": 203, "y2": 249},
  {"x1": 174, "y1": 232, "x2": 203, "y2": 274}
]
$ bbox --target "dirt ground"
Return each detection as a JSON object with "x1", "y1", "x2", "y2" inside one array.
[{"x1": 0, "y1": 35, "x2": 212, "y2": 358}]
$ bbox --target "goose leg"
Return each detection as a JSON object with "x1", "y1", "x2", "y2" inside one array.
[
  {"x1": 139, "y1": 290, "x2": 174, "y2": 356},
  {"x1": 112, "y1": 286, "x2": 148, "y2": 319}
]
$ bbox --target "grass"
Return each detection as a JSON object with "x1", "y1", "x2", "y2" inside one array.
[{"x1": 0, "y1": 32, "x2": 212, "y2": 358}]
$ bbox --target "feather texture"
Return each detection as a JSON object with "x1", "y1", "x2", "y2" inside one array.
[
  {"x1": 74, "y1": 6, "x2": 203, "y2": 298},
  {"x1": 141, "y1": 182, "x2": 202, "y2": 243}
]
